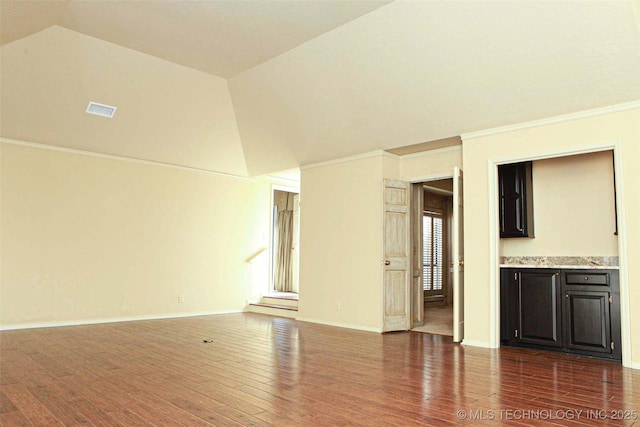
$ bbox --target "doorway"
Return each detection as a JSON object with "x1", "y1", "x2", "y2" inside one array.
[
  {"x1": 271, "y1": 188, "x2": 300, "y2": 294},
  {"x1": 382, "y1": 169, "x2": 463, "y2": 338},
  {"x1": 412, "y1": 181, "x2": 454, "y2": 336}
]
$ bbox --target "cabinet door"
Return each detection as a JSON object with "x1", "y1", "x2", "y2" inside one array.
[
  {"x1": 563, "y1": 290, "x2": 611, "y2": 354},
  {"x1": 517, "y1": 270, "x2": 562, "y2": 347},
  {"x1": 500, "y1": 269, "x2": 512, "y2": 342},
  {"x1": 499, "y1": 162, "x2": 534, "y2": 238},
  {"x1": 500, "y1": 269, "x2": 519, "y2": 342}
]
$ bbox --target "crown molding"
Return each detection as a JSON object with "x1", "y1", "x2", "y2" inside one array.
[
  {"x1": 0, "y1": 137, "x2": 256, "y2": 182},
  {"x1": 300, "y1": 149, "x2": 399, "y2": 170},
  {"x1": 398, "y1": 144, "x2": 461, "y2": 160},
  {"x1": 461, "y1": 101, "x2": 640, "y2": 141},
  {"x1": 300, "y1": 144, "x2": 462, "y2": 171}
]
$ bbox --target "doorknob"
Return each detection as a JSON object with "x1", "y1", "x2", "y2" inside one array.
[{"x1": 383, "y1": 260, "x2": 391, "y2": 265}]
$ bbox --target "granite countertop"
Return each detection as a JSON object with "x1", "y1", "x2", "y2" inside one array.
[{"x1": 499, "y1": 256, "x2": 619, "y2": 269}]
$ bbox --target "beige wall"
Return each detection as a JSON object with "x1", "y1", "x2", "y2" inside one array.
[
  {"x1": 462, "y1": 107, "x2": 639, "y2": 367},
  {"x1": 501, "y1": 151, "x2": 618, "y2": 256},
  {"x1": 399, "y1": 147, "x2": 462, "y2": 181},
  {"x1": 0, "y1": 142, "x2": 270, "y2": 328},
  {"x1": 298, "y1": 154, "x2": 397, "y2": 331},
  {"x1": 298, "y1": 149, "x2": 460, "y2": 331}
]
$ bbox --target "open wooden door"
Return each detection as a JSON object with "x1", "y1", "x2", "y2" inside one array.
[
  {"x1": 410, "y1": 184, "x2": 424, "y2": 327},
  {"x1": 452, "y1": 167, "x2": 465, "y2": 342},
  {"x1": 382, "y1": 179, "x2": 411, "y2": 332}
]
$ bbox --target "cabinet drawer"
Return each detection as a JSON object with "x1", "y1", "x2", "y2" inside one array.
[{"x1": 565, "y1": 273, "x2": 608, "y2": 286}]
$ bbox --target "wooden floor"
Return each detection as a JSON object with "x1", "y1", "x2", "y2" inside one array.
[{"x1": 1, "y1": 313, "x2": 638, "y2": 426}]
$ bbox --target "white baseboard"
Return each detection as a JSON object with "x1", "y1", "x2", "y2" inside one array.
[
  {"x1": 460, "y1": 339, "x2": 494, "y2": 348},
  {"x1": 295, "y1": 317, "x2": 382, "y2": 333},
  {"x1": 0, "y1": 309, "x2": 244, "y2": 331}
]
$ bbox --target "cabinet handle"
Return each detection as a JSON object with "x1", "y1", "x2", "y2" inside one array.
[
  {"x1": 565, "y1": 294, "x2": 569, "y2": 298},
  {"x1": 584, "y1": 276, "x2": 589, "y2": 281}
]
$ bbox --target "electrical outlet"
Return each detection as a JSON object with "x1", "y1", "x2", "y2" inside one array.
[
  {"x1": 336, "y1": 301, "x2": 341, "y2": 310},
  {"x1": 179, "y1": 294, "x2": 185, "y2": 303}
]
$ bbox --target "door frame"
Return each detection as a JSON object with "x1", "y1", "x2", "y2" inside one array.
[
  {"x1": 407, "y1": 172, "x2": 457, "y2": 332},
  {"x1": 270, "y1": 184, "x2": 300, "y2": 294},
  {"x1": 452, "y1": 167, "x2": 464, "y2": 342},
  {"x1": 487, "y1": 142, "x2": 631, "y2": 367}
]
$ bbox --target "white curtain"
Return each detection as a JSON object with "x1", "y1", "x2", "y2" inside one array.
[{"x1": 274, "y1": 203, "x2": 294, "y2": 292}]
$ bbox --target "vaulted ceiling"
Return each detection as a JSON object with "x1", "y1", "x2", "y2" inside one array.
[
  {"x1": 0, "y1": 0, "x2": 391, "y2": 78},
  {"x1": 2, "y1": 1, "x2": 639, "y2": 176}
]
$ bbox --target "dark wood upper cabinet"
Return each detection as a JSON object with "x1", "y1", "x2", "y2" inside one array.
[{"x1": 499, "y1": 162, "x2": 534, "y2": 238}]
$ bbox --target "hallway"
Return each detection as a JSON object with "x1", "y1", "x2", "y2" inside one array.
[{"x1": 412, "y1": 304, "x2": 453, "y2": 336}]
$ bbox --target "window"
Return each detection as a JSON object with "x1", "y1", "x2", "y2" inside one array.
[{"x1": 423, "y1": 210, "x2": 444, "y2": 295}]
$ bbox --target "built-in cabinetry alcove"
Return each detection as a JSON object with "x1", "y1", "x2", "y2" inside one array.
[{"x1": 498, "y1": 150, "x2": 619, "y2": 361}]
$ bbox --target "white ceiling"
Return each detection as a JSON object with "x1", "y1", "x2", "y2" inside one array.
[
  {"x1": 230, "y1": 0, "x2": 640, "y2": 174},
  {"x1": 0, "y1": 0, "x2": 391, "y2": 78},
  {"x1": 1, "y1": 1, "x2": 639, "y2": 176}
]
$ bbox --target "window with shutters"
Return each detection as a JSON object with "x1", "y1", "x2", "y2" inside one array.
[{"x1": 423, "y1": 210, "x2": 446, "y2": 299}]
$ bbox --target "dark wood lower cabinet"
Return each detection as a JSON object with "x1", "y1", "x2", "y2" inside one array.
[
  {"x1": 563, "y1": 290, "x2": 611, "y2": 353},
  {"x1": 500, "y1": 268, "x2": 621, "y2": 361},
  {"x1": 518, "y1": 270, "x2": 562, "y2": 347}
]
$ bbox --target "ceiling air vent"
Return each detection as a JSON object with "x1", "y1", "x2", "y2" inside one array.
[{"x1": 86, "y1": 102, "x2": 117, "y2": 118}]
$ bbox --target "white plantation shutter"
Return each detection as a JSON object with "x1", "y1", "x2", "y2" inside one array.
[
  {"x1": 433, "y1": 216, "x2": 443, "y2": 291},
  {"x1": 423, "y1": 216, "x2": 432, "y2": 291},
  {"x1": 423, "y1": 212, "x2": 444, "y2": 293}
]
